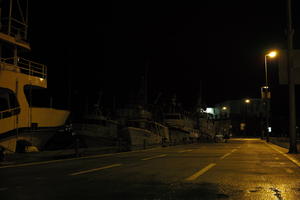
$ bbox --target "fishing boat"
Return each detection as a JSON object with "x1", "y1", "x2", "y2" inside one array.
[
  {"x1": 72, "y1": 94, "x2": 120, "y2": 148},
  {"x1": 0, "y1": 1, "x2": 70, "y2": 152},
  {"x1": 163, "y1": 95, "x2": 200, "y2": 144},
  {"x1": 117, "y1": 104, "x2": 169, "y2": 150}
]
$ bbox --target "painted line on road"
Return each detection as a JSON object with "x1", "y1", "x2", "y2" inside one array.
[
  {"x1": 141, "y1": 154, "x2": 167, "y2": 161},
  {"x1": 185, "y1": 163, "x2": 216, "y2": 181},
  {"x1": 69, "y1": 164, "x2": 122, "y2": 176},
  {"x1": 266, "y1": 142, "x2": 300, "y2": 168},
  {"x1": 220, "y1": 149, "x2": 237, "y2": 160},
  {"x1": 0, "y1": 144, "x2": 202, "y2": 169},
  {"x1": 220, "y1": 153, "x2": 231, "y2": 160},
  {"x1": 178, "y1": 149, "x2": 193, "y2": 153},
  {"x1": 0, "y1": 147, "x2": 164, "y2": 169},
  {"x1": 229, "y1": 138, "x2": 260, "y2": 141},
  {"x1": 0, "y1": 159, "x2": 79, "y2": 169}
]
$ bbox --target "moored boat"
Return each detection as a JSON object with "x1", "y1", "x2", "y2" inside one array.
[{"x1": 0, "y1": 1, "x2": 70, "y2": 152}]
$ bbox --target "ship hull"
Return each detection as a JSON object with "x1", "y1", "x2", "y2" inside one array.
[
  {"x1": 72, "y1": 121, "x2": 119, "y2": 148},
  {"x1": 0, "y1": 127, "x2": 65, "y2": 153},
  {"x1": 120, "y1": 127, "x2": 163, "y2": 150}
]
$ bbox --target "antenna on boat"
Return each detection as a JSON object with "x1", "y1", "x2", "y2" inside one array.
[
  {"x1": 196, "y1": 80, "x2": 203, "y2": 110},
  {"x1": 0, "y1": 0, "x2": 30, "y2": 56},
  {"x1": 93, "y1": 91, "x2": 103, "y2": 116},
  {"x1": 67, "y1": 49, "x2": 72, "y2": 111},
  {"x1": 144, "y1": 61, "x2": 149, "y2": 107}
]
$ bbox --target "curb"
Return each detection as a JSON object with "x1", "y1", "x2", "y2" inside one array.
[{"x1": 264, "y1": 141, "x2": 300, "y2": 168}]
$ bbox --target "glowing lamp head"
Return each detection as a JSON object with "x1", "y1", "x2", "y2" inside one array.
[
  {"x1": 244, "y1": 99, "x2": 251, "y2": 104},
  {"x1": 267, "y1": 51, "x2": 277, "y2": 58},
  {"x1": 222, "y1": 106, "x2": 227, "y2": 111}
]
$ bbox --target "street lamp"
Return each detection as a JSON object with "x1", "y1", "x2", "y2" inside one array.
[
  {"x1": 242, "y1": 99, "x2": 251, "y2": 136},
  {"x1": 221, "y1": 106, "x2": 228, "y2": 119},
  {"x1": 263, "y1": 50, "x2": 277, "y2": 143},
  {"x1": 264, "y1": 50, "x2": 277, "y2": 87}
]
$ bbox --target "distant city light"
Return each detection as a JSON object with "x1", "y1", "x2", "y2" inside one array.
[
  {"x1": 222, "y1": 106, "x2": 227, "y2": 111},
  {"x1": 268, "y1": 127, "x2": 272, "y2": 133}
]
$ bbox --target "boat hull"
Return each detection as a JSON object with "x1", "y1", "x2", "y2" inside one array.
[
  {"x1": 0, "y1": 127, "x2": 65, "y2": 153},
  {"x1": 72, "y1": 121, "x2": 119, "y2": 147},
  {"x1": 120, "y1": 127, "x2": 163, "y2": 150}
]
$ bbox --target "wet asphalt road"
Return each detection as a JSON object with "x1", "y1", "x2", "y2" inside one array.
[{"x1": 1, "y1": 138, "x2": 300, "y2": 200}]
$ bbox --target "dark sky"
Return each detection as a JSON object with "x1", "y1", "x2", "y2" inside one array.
[{"x1": 27, "y1": 1, "x2": 300, "y2": 110}]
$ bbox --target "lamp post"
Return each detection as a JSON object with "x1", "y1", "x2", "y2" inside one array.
[
  {"x1": 263, "y1": 51, "x2": 277, "y2": 142},
  {"x1": 221, "y1": 106, "x2": 228, "y2": 137},
  {"x1": 264, "y1": 51, "x2": 277, "y2": 87},
  {"x1": 244, "y1": 99, "x2": 251, "y2": 136},
  {"x1": 221, "y1": 106, "x2": 227, "y2": 119},
  {"x1": 287, "y1": 0, "x2": 297, "y2": 153}
]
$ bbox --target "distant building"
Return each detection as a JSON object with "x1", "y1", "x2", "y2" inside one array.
[{"x1": 212, "y1": 98, "x2": 268, "y2": 137}]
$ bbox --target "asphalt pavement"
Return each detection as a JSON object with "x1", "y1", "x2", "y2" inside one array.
[{"x1": 1, "y1": 138, "x2": 300, "y2": 200}]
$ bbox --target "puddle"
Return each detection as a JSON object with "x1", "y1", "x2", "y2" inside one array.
[
  {"x1": 249, "y1": 186, "x2": 263, "y2": 193},
  {"x1": 270, "y1": 187, "x2": 283, "y2": 200},
  {"x1": 217, "y1": 193, "x2": 229, "y2": 199}
]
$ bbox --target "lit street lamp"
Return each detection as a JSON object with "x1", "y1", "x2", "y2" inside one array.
[
  {"x1": 264, "y1": 50, "x2": 277, "y2": 87},
  {"x1": 242, "y1": 99, "x2": 251, "y2": 136},
  {"x1": 221, "y1": 106, "x2": 228, "y2": 119},
  {"x1": 262, "y1": 50, "x2": 277, "y2": 143}
]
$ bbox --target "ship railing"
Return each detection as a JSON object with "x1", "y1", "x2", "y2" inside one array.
[
  {"x1": 1, "y1": 17, "x2": 28, "y2": 41},
  {"x1": 0, "y1": 57, "x2": 47, "y2": 79},
  {"x1": 0, "y1": 106, "x2": 21, "y2": 119}
]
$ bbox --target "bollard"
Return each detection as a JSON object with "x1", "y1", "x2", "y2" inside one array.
[
  {"x1": 0, "y1": 146, "x2": 5, "y2": 162},
  {"x1": 75, "y1": 137, "x2": 79, "y2": 157}
]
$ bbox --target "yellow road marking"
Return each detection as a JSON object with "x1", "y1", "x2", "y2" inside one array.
[
  {"x1": 69, "y1": 164, "x2": 122, "y2": 176},
  {"x1": 185, "y1": 163, "x2": 216, "y2": 181},
  {"x1": 0, "y1": 159, "x2": 80, "y2": 169},
  {"x1": 0, "y1": 147, "x2": 162, "y2": 169},
  {"x1": 141, "y1": 154, "x2": 167, "y2": 161},
  {"x1": 266, "y1": 142, "x2": 300, "y2": 168},
  {"x1": 220, "y1": 149, "x2": 237, "y2": 160},
  {"x1": 230, "y1": 138, "x2": 260, "y2": 141},
  {"x1": 178, "y1": 150, "x2": 192, "y2": 153},
  {"x1": 220, "y1": 153, "x2": 231, "y2": 160}
]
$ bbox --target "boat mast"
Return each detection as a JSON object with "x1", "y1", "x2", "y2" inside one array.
[
  {"x1": 144, "y1": 61, "x2": 149, "y2": 108},
  {"x1": 0, "y1": 0, "x2": 30, "y2": 139}
]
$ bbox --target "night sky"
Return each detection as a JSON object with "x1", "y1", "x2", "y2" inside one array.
[{"x1": 27, "y1": 1, "x2": 300, "y2": 112}]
